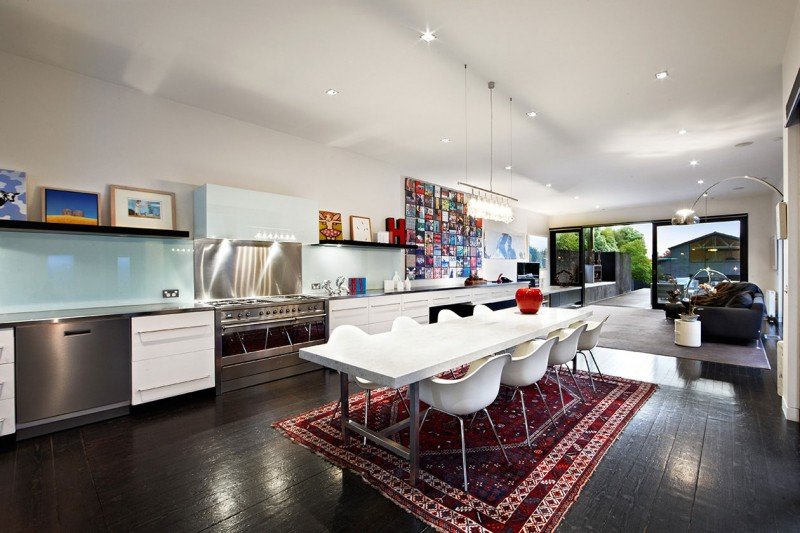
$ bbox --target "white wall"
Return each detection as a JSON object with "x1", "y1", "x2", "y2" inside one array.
[
  {"x1": 781, "y1": 3, "x2": 800, "y2": 422},
  {"x1": 549, "y1": 194, "x2": 780, "y2": 298}
]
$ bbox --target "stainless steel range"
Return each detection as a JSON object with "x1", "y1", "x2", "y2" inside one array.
[{"x1": 194, "y1": 239, "x2": 327, "y2": 394}]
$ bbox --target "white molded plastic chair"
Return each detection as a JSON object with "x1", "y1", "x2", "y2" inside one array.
[
  {"x1": 391, "y1": 315, "x2": 421, "y2": 332},
  {"x1": 472, "y1": 304, "x2": 493, "y2": 317},
  {"x1": 546, "y1": 324, "x2": 588, "y2": 417},
  {"x1": 437, "y1": 308, "x2": 462, "y2": 322},
  {"x1": 419, "y1": 353, "x2": 511, "y2": 491},
  {"x1": 327, "y1": 325, "x2": 408, "y2": 443},
  {"x1": 567, "y1": 316, "x2": 609, "y2": 390},
  {"x1": 500, "y1": 337, "x2": 558, "y2": 445}
]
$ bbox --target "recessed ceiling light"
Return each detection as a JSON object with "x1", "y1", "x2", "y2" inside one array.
[
  {"x1": 655, "y1": 70, "x2": 669, "y2": 80},
  {"x1": 440, "y1": 138, "x2": 452, "y2": 143},
  {"x1": 574, "y1": 196, "x2": 580, "y2": 200},
  {"x1": 526, "y1": 111, "x2": 537, "y2": 118},
  {"x1": 504, "y1": 165, "x2": 512, "y2": 170},
  {"x1": 697, "y1": 179, "x2": 704, "y2": 184},
  {"x1": 735, "y1": 141, "x2": 753, "y2": 147},
  {"x1": 703, "y1": 193, "x2": 709, "y2": 197},
  {"x1": 678, "y1": 129, "x2": 688, "y2": 135},
  {"x1": 595, "y1": 205, "x2": 600, "y2": 209},
  {"x1": 420, "y1": 29, "x2": 437, "y2": 42},
  {"x1": 325, "y1": 88, "x2": 339, "y2": 96},
  {"x1": 690, "y1": 160, "x2": 699, "y2": 166},
  {"x1": 545, "y1": 183, "x2": 552, "y2": 188}
]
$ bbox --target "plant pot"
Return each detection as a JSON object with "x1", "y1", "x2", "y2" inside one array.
[{"x1": 516, "y1": 287, "x2": 543, "y2": 315}]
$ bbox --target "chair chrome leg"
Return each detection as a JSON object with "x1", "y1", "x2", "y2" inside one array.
[
  {"x1": 510, "y1": 388, "x2": 519, "y2": 402},
  {"x1": 329, "y1": 399, "x2": 341, "y2": 422},
  {"x1": 468, "y1": 410, "x2": 480, "y2": 428},
  {"x1": 363, "y1": 390, "x2": 371, "y2": 446},
  {"x1": 518, "y1": 389, "x2": 532, "y2": 447},
  {"x1": 483, "y1": 408, "x2": 511, "y2": 464},
  {"x1": 419, "y1": 406, "x2": 431, "y2": 431},
  {"x1": 395, "y1": 389, "x2": 410, "y2": 414},
  {"x1": 535, "y1": 382, "x2": 558, "y2": 429},
  {"x1": 589, "y1": 349, "x2": 604, "y2": 378},
  {"x1": 565, "y1": 364, "x2": 586, "y2": 402},
  {"x1": 554, "y1": 369, "x2": 567, "y2": 418},
  {"x1": 458, "y1": 416, "x2": 468, "y2": 492},
  {"x1": 581, "y1": 352, "x2": 596, "y2": 391}
]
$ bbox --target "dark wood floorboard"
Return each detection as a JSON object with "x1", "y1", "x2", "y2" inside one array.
[{"x1": 1, "y1": 322, "x2": 797, "y2": 532}]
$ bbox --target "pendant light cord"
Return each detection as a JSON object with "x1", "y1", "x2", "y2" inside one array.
[
  {"x1": 509, "y1": 97, "x2": 513, "y2": 197},
  {"x1": 464, "y1": 64, "x2": 468, "y2": 185},
  {"x1": 489, "y1": 81, "x2": 494, "y2": 192}
]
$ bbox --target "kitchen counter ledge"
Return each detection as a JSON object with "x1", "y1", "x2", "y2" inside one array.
[
  {"x1": 322, "y1": 282, "x2": 580, "y2": 300},
  {"x1": 0, "y1": 302, "x2": 213, "y2": 327}
]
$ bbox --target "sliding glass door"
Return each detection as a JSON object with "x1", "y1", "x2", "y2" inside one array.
[{"x1": 652, "y1": 215, "x2": 748, "y2": 307}]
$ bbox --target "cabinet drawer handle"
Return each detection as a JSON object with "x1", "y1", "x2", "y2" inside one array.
[
  {"x1": 138, "y1": 324, "x2": 209, "y2": 335},
  {"x1": 138, "y1": 374, "x2": 211, "y2": 392},
  {"x1": 65, "y1": 329, "x2": 91, "y2": 337},
  {"x1": 370, "y1": 303, "x2": 400, "y2": 308}
]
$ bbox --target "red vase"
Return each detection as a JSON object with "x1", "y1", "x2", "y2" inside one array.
[{"x1": 515, "y1": 287, "x2": 543, "y2": 315}]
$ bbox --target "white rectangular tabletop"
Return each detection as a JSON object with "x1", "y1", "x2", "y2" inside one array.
[{"x1": 300, "y1": 306, "x2": 592, "y2": 388}]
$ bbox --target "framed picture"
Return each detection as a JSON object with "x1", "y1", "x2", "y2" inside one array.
[
  {"x1": 42, "y1": 187, "x2": 100, "y2": 225},
  {"x1": 484, "y1": 227, "x2": 527, "y2": 260},
  {"x1": 319, "y1": 210, "x2": 343, "y2": 241},
  {"x1": 110, "y1": 185, "x2": 176, "y2": 230},
  {"x1": 0, "y1": 168, "x2": 27, "y2": 221},
  {"x1": 350, "y1": 215, "x2": 372, "y2": 242}
]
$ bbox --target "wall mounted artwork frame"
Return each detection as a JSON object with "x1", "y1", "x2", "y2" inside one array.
[
  {"x1": 0, "y1": 168, "x2": 27, "y2": 221},
  {"x1": 110, "y1": 185, "x2": 176, "y2": 230},
  {"x1": 319, "y1": 210, "x2": 343, "y2": 241},
  {"x1": 484, "y1": 227, "x2": 527, "y2": 261},
  {"x1": 403, "y1": 177, "x2": 482, "y2": 279},
  {"x1": 349, "y1": 215, "x2": 372, "y2": 242},
  {"x1": 42, "y1": 187, "x2": 100, "y2": 225}
]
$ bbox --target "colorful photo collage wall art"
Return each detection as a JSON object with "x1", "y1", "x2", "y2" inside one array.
[{"x1": 404, "y1": 177, "x2": 482, "y2": 279}]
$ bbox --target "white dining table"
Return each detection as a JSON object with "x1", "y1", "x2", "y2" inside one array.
[{"x1": 299, "y1": 305, "x2": 592, "y2": 485}]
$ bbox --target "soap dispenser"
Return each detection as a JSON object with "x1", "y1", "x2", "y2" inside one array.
[
  {"x1": 404, "y1": 274, "x2": 411, "y2": 291},
  {"x1": 393, "y1": 271, "x2": 402, "y2": 291}
]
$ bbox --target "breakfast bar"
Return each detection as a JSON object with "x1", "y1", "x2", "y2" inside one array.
[{"x1": 299, "y1": 306, "x2": 591, "y2": 484}]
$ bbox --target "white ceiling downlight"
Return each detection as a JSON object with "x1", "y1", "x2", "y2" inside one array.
[
  {"x1": 324, "y1": 88, "x2": 339, "y2": 96},
  {"x1": 420, "y1": 29, "x2": 437, "y2": 42},
  {"x1": 697, "y1": 179, "x2": 704, "y2": 184},
  {"x1": 655, "y1": 70, "x2": 669, "y2": 80},
  {"x1": 526, "y1": 111, "x2": 537, "y2": 118},
  {"x1": 678, "y1": 129, "x2": 688, "y2": 135},
  {"x1": 545, "y1": 183, "x2": 552, "y2": 188},
  {"x1": 690, "y1": 160, "x2": 699, "y2": 166},
  {"x1": 440, "y1": 137, "x2": 452, "y2": 143}
]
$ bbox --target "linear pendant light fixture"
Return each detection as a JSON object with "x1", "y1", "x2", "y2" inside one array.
[{"x1": 459, "y1": 80, "x2": 517, "y2": 223}]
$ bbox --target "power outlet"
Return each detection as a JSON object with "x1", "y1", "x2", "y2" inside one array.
[
  {"x1": 311, "y1": 283, "x2": 322, "y2": 290},
  {"x1": 162, "y1": 289, "x2": 180, "y2": 298}
]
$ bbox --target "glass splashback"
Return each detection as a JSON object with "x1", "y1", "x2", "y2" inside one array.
[{"x1": 0, "y1": 232, "x2": 194, "y2": 312}]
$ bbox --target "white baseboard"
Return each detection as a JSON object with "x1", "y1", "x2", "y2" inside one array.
[{"x1": 782, "y1": 398, "x2": 800, "y2": 422}]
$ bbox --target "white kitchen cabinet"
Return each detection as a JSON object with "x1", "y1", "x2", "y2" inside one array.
[
  {"x1": 401, "y1": 293, "x2": 430, "y2": 324},
  {"x1": 0, "y1": 328, "x2": 14, "y2": 436},
  {"x1": 0, "y1": 328, "x2": 14, "y2": 365},
  {"x1": 131, "y1": 311, "x2": 215, "y2": 405},
  {"x1": 329, "y1": 298, "x2": 369, "y2": 333},
  {"x1": 368, "y1": 295, "x2": 402, "y2": 324}
]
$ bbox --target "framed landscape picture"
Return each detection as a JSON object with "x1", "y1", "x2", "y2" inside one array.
[
  {"x1": 0, "y1": 168, "x2": 27, "y2": 221},
  {"x1": 42, "y1": 187, "x2": 100, "y2": 225},
  {"x1": 110, "y1": 185, "x2": 176, "y2": 230}
]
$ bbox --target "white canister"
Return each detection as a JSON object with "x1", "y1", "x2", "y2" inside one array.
[{"x1": 384, "y1": 280, "x2": 395, "y2": 292}]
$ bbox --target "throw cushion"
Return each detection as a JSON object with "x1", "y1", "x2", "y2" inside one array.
[{"x1": 726, "y1": 291, "x2": 754, "y2": 308}]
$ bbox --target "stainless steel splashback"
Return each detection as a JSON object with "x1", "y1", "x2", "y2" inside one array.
[{"x1": 194, "y1": 239, "x2": 302, "y2": 300}]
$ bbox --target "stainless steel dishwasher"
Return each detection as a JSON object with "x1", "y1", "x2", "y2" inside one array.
[{"x1": 15, "y1": 317, "x2": 131, "y2": 438}]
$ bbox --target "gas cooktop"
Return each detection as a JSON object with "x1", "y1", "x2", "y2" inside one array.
[{"x1": 206, "y1": 295, "x2": 321, "y2": 309}]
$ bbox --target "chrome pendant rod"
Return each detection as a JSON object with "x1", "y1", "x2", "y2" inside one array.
[{"x1": 457, "y1": 181, "x2": 519, "y2": 202}]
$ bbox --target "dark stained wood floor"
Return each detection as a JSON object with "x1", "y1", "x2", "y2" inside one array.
[{"x1": 1, "y1": 324, "x2": 798, "y2": 532}]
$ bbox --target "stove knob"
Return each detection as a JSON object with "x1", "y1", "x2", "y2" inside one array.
[
  {"x1": 259, "y1": 311, "x2": 264, "y2": 316},
  {"x1": 293, "y1": 307, "x2": 297, "y2": 312},
  {"x1": 279, "y1": 309, "x2": 284, "y2": 314},
  {"x1": 237, "y1": 312, "x2": 243, "y2": 319},
  {"x1": 245, "y1": 311, "x2": 251, "y2": 318},
  {"x1": 308, "y1": 306, "x2": 313, "y2": 311}
]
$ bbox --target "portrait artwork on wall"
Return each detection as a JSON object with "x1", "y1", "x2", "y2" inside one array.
[
  {"x1": 42, "y1": 188, "x2": 100, "y2": 225},
  {"x1": 110, "y1": 185, "x2": 176, "y2": 230},
  {"x1": 0, "y1": 168, "x2": 27, "y2": 221},
  {"x1": 403, "y1": 177, "x2": 482, "y2": 279},
  {"x1": 484, "y1": 227, "x2": 527, "y2": 261},
  {"x1": 319, "y1": 210, "x2": 343, "y2": 241}
]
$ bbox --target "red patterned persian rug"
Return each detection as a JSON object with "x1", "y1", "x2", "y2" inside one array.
[{"x1": 274, "y1": 370, "x2": 656, "y2": 532}]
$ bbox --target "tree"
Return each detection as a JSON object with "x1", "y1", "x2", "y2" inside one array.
[
  {"x1": 555, "y1": 233, "x2": 579, "y2": 251},
  {"x1": 613, "y1": 227, "x2": 652, "y2": 285}
]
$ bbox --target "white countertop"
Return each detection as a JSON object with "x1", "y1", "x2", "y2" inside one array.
[{"x1": 300, "y1": 306, "x2": 592, "y2": 388}]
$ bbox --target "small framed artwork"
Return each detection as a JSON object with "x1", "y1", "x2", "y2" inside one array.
[
  {"x1": 319, "y1": 210, "x2": 343, "y2": 241},
  {"x1": 110, "y1": 185, "x2": 176, "y2": 230},
  {"x1": 0, "y1": 168, "x2": 27, "y2": 220},
  {"x1": 350, "y1": 215, "x2": 372, "y2": 242},
  {"x1": 42, "y1": 187, "x2": 100, "y2": 225}
]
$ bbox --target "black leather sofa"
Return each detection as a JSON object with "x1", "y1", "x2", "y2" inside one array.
[{"x1": 693, "y1": 285, "x2": 765, "y2": 342}]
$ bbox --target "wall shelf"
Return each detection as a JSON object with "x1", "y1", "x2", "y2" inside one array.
[
  {"x1": 314, "y1": 239, "x2": 417, "y2": 250},
  {"x1": 0, "y1": 220, "x2": 191, "y2": 239}
]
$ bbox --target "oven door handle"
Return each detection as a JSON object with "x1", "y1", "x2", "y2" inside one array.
[{"x1": 221, "y1": 314, "x2": 324, "y2": 333}]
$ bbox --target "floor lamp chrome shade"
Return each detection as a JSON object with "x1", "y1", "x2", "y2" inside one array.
[{"x1": 672, "y1": 175, "x2": 786, "y2": 239}]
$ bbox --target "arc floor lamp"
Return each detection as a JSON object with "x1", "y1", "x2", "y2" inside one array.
[{"x1": 671, "y1": 175, "x2": 787, "y2": 240}]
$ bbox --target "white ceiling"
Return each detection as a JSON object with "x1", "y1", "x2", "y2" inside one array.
[{"x1": 0, "y1": 0, "x2": 796, "y2": 215}]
